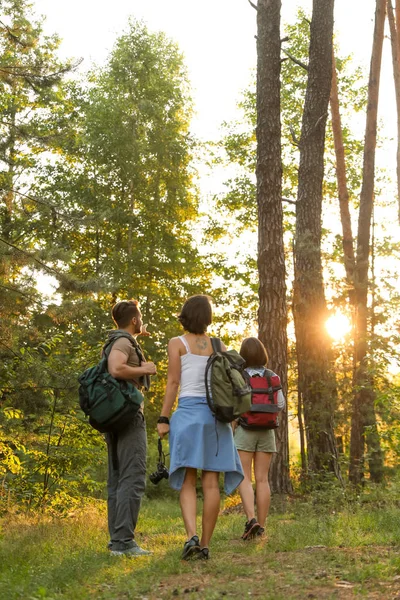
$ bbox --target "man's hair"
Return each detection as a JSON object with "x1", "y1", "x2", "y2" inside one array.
[
  {"x1": 178, "y1": 295, "x2": 212, "y2": 334},
  {"x1": 112, "y1": 299, "x2": 140, "y2": 328},
  {"x1": 239, "y1": 337, "x2": 268, "y2": 368}
]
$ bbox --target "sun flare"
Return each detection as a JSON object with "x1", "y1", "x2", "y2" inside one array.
[{"x1": 325, "y1": 312, "x2": 351, "y2": 341}]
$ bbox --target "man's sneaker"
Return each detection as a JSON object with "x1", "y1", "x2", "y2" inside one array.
[
  {"x1": 195, "y1": 547, "x2": 209, "y2": 560},
  {"x1": 110, "y1": 541, "x2": 152, "y2": 557},
  {"x1": 241, "y1": 518, "x2": 261, "y2": 540},
  {"x1": 256, "y1": 526, "x2": 265, "y2": 537},
  {"x1": 181, "y1": 535, "x2": 201, "y2": 560}
]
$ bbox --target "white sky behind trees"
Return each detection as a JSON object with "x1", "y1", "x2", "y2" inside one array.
[
  {"x1": 32, "y1": 0, "x2": 399, "y2": 304},
  {"x1": 33, "y1": 0, "x2": 398, "y2": 201},
  {"x1": 34, "y1": 0, "x2": 388, "y2": 141}
]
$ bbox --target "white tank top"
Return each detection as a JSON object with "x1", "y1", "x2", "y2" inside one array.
[{"x1": 178, "y1": 336, "x2": 209, "y2": 398}]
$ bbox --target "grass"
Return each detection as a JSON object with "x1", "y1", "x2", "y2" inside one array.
[{"x1": 1, "y1": 490, "x2": 400, "y2": 599}]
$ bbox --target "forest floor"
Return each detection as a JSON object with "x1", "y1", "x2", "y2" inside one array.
[{"x1": 1, "y1": 488, "x2": 400, "y2": 599}]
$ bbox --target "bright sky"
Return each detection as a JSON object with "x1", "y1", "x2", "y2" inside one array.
[
  {"x1": 33, "y1": 0, "x2": 388, "y2": 142},
  {"x1": 33, "y1": 0, "x2": 399, "y2": 304}
]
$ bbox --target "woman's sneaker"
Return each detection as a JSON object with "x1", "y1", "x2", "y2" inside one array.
[
  {"x1": 241, "y1": 518, "x2": 261, "y2": 540},
  {"x1": 256, "y1": 526, "x2": 265, "y2": 537},
  {"x1": 195, "y1": 547, "x2": 209, "y2": 560},
  {"x1": 181, "y1": 535, "x2": 201, "y2": 560}
]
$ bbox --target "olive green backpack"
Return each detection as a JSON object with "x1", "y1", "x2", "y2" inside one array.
[{"x1": 205, "y1": 338, "x2": 252, "y2": 423}]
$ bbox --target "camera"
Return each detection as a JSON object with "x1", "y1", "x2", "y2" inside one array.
[
  {"x1": 149, "y1": 461, "x2": 169, "y2": 485},
  {"x1": 149, "y1": 437, "x2": 169, "y2": 485}
]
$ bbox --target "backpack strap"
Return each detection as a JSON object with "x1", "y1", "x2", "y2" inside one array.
[
  {"x1": 265, "y1": 375, "x2": 275, "y2": 404},
  {"x1": 103, "y1": 332, "x2": 145, "y2": 361},
  {"x1": 262, "y1": 368, "x2": 281, "y2": 404},
  {"x1": 102, "y1": 332, "x2": 149, "y2": 390},
  {"x1": 211, "y1": 337, "x2": 223, "y2": 354}
]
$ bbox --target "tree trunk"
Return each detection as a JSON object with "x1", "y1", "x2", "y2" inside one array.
[
  {"x1": 329, "y1": 49, "x2": 356, "y2": 288},
  {"x1": 349, "y1": 0, "x2": 386, "y2": 485},
  {"x1": 256, "y1": 0, "x2": 291, "y2": 493},
  {"x1": 386, "y1": 0, "x2": 400, "y2": 224},
  {"x1": 297, "y1": 390, "x2": 307, "y2": 475},
  {"x1": 293, "y1": 0, "x2": 341, "y2": 479}
]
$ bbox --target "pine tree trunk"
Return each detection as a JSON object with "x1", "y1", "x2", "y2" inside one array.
[
  {"x1": 349, "y1": 0, "x2": 386, "y2": 485},
  {"x1": 329, "y1": 49, "x2": 356, "y2": 288},
  {"x1": 386, "y1": 0, "x2": 400, "y2": 224},
  {"x1": 256, "y1": 0, "x2": 291, "y2": 493},
  {"x1": 293, "y1": 0, "x2": 341, "y2": 478}
]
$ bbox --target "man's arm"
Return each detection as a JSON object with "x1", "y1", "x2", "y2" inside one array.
[{"x1": 108, "y1": 347, "x2": 156, "y2": 380}]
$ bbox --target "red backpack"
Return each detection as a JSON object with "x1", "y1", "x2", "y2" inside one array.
[{"x1": 239, "y1": 368, "x2": 282, "y2": 430}]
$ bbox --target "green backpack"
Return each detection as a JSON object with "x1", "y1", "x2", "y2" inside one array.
[
  {"x1": 78, "y1": 333, "x2": 143, "y2": 433},
  {"x1": 205, "y1": 338, "x2": 252, "y2": 423}
]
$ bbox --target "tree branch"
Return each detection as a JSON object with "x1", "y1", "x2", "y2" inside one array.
[
  {"x1": 289, "y1": 125, "x2": 300, "y2": 146},
  {"x1": 0, "y1": 237, "x2": 60, "y2": 276},
  {"x1": 282, "y1": 49, "x2": 309, "y2": 71},
  {"x1": 248, "y1": 0, "x2": 258, "y2": 10},
  {"x1": 14, "y1": 189, "x2": 86, "y2": 221},
  {"x1": 0, "y1": 21, "x2": 28, "y2": 47},
  {"x1": 0, "y1": 341, "x2": 19, "y2": 357},
  {"x1": 0, "y1": 283, "x2": 35, "y2": 299}
]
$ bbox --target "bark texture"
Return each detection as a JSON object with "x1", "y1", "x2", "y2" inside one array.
[
  {"x1": 256, "y1": 0, "x2": 291, "y2": 493},
  {"x1": 329, "y1": 50, "x2": 356, "y2": 289},
  {"x1": 349, "y1": 0, "x2": 386, "y2": 485},
  {"x1": 293, "y1": 0, "x2": 341, "y2": 478},
  {"x1": 386, "y1": 0, "x2": 400, "y2": 224}
]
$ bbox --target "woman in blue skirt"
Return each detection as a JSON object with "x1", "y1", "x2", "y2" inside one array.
[{"x1": 157, "y1": 295, "x2": 243, "y2": 560}]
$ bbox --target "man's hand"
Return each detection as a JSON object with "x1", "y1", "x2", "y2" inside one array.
[
  {"x1": 141, "y1": 361, "x2": 157, "y2": 375},
  {"x1": 139, "y1": 323, "x2": 151, "y2": 337}
]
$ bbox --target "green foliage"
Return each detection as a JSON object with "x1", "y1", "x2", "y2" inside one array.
[{"x1": 0, "y1": 7, "x2": 211, "y2": 512}]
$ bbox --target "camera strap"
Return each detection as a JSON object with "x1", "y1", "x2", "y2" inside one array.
[{"x1": 158, "y1": 437, "x2": 166, "y2": 463}]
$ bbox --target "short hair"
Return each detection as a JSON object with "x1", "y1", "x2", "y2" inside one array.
[
  {"x1": 178, "y1": 295, "x2": 212, "y2": 334},
  {"x1": 239, "y1": 337, "x2": 268, "y2": 368},
  {"x1": 112, "y1": 299, "x2": 140, "y2": 328}
]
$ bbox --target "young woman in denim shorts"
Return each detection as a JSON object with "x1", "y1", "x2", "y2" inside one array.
[{"x1": 233, "y1": 337, "x2": 285, "y2": 540}]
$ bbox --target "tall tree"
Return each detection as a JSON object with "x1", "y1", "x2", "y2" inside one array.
[
  {"x1": 386, "y1": 0, "x2": 400, "y2": 224},
  {"x1": 256, "y1": 0, "x2": 290, "y2": 493},
  {"x1": 31, "y1": 20, "x2": 206, "y2": 373},
  {"x1": 349, "y1": 0, "x2": 386, "y2": 485},
  {"x1": 329, "y1": 48, "x2": 356, "y2": 291},
  {"x1": 0, "y1": 0, "x2": 77, "y2": 366},
  {"x1": 292, "y1": 0, "x2": 341, "y2": 477}
]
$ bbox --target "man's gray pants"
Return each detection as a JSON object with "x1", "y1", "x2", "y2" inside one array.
[{"x1": 106, "y1": 412, "x2": 147, "y2": 551}]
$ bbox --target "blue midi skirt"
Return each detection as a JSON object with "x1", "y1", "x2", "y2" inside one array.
[{"x1": 168, "y1": 396, "x2": 244, "y2": 495}]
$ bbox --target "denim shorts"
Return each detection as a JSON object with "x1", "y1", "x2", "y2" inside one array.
[{"x1": 234, "y1": 425, "x2": 276, "y2": 453}]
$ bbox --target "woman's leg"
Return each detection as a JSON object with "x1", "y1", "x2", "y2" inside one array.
[
  {"x1": 179, "y1": 468, "x2": 198, "y2": 539},
  {"x1": 254, "y1": 452, "x2": 273, "y2": 527},
  {"x1": 237, "y1": 450, "x2": 256, "y2": 521},
  {"x1": 200, "y1": 470, "x2": 220, "y2": 548}
]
